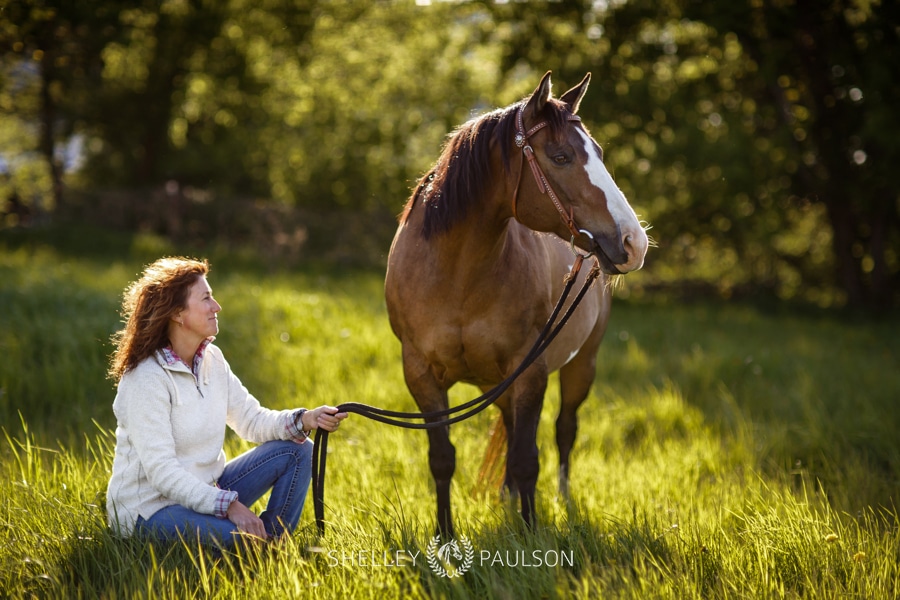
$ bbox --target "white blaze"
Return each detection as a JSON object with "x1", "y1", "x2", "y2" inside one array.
[{"x1": 578, "y1": 129, "x2": 641, "y2": 234}]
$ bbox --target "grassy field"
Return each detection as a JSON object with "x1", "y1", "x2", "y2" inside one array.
[{"x1": 1, "y1": 227, "x2": 899, "y2": 598}]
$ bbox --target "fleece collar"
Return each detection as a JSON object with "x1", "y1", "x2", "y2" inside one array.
[
  {"x1": 156, "y1": 337, "x2": 215, "y2": 405},
  {"x1": 160, "y1": 337, "x2": 214, "y2": 378}
]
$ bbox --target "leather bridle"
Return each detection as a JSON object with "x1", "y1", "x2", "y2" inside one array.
[{"x1": 511, "y1": 105, "x2": 596, "y2": 255}]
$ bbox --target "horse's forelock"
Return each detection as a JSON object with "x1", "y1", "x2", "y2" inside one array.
[{"x1": 544, "y1": 98, "x2": 573, "y2": 140}]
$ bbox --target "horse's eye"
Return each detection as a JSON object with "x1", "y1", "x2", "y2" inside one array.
[{"x1": 553, "y1": 154, "x2": 569, "y2": 165}]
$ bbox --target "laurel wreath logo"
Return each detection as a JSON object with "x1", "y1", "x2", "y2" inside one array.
[{"x1": 425, "y1": 535, "x2": 474, "y2": 578}]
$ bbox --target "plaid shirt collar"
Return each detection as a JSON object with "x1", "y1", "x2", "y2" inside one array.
[{"x1": 161, "y1": 337, "x2": 214, "y2": 378}]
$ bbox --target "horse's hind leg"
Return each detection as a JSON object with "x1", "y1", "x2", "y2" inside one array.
[
  {"x1": 489, "y1": 395, "x2": 515, "y2": 501},
  {"x1": 556, "y1": 307, "x2": 608, "y2": 499}
]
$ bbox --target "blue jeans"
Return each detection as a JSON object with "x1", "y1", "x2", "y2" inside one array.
[{"x1": 135, "y1": 439, "x2": 313, "y2": 549}]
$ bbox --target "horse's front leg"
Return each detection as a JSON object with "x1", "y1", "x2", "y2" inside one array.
[
  {"x1": 556, "y1": 353, "x2": 597, "y2": 500},
  {"x1": 557, "y1": 288, "x2": 609, "y2": 498},
  {"x1": 402, "y1": 346, "x2": 456, "y2": 538},
  {"x1": 427, "y1": 422, "x2": 455, "y2": 538},
  {"x1": 506, "y1": 364, "x2": 549, "y2": 528}
]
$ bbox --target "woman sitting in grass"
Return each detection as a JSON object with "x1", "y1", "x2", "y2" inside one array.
[{"x1": 105, "y1": 256, "x2": 347, "y2": 549}]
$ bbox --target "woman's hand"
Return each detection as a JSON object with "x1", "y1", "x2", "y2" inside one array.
[
  {"x1": 301, "y1": 406, "x2": 348, "y2": 433},
  {"x1": 226, "y1": 500, "x2": 268, "y2": 539}
]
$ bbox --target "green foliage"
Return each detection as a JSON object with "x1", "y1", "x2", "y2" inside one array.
[
  {"x1": 251, "y1": 1, "x2": 498, "y2": 209},
  {"x1": 1, "y1": 230, "x2": 900, "y2": 597},
  {"x1": 0, "y1": 49, "x2": 53, "y2": 218},
  {"x1": 1, "y1": 1, "x2": 898, "y2": 301}
]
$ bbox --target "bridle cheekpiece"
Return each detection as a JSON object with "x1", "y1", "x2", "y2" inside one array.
[{"x1": 512, "y1": 105, "x2": 595, "y2": 258}]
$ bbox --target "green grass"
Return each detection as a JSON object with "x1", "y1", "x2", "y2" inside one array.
[{"x1": 1, "y1": 228, "x2": 899, "y2": 598}]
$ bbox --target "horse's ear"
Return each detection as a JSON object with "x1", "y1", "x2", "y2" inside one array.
[
  {"x1": 524, "y1": 71, "x2": 554, "y2": 117},
  {"x1": 560, "y1": 73, "x2": 591, "y2": 114}
]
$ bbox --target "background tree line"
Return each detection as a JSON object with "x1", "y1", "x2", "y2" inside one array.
[{"x1": 1, "y1": 0, "x2": 897, "y2": 309}]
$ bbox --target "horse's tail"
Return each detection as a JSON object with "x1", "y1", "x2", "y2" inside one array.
[{"x1": 473, "y1": 414, "x2": 507, "y2": 497}]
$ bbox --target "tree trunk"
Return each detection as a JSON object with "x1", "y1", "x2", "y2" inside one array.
[
  {"x1": 823, "y1": 198, "x2": 865, "y2": 307},
  {"x1": 38, "y1": 41, "x2": 64, "y2": 212},
  {"x1": 867, "y1": 193, "x2": 894, "y2": 311}
]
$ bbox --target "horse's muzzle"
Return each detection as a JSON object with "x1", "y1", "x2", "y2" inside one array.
[
  {"x1": 592, "y1": 246, "x2": 623, "y2": 275},
  {"x1": 582, "y1": 232, "x2": 625, "y2": 275}
]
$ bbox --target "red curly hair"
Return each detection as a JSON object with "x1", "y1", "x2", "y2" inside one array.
[{"x1": 108, "y1": 257, "x2": 210, "y2": 381}]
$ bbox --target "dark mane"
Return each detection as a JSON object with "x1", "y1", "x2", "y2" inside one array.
[{"x1": 400, "y1": 98, "x2": 573, "y2": 238}]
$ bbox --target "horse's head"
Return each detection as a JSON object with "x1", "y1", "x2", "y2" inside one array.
[
  {"x1": 512, "y1": 72, "x2": 648, "y2": 275},
  {"x1": 438, "y1": 540, "x2": 463, "y2": 562}
]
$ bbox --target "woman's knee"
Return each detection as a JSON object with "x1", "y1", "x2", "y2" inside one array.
[
  {"x1": 277, "y1": 438, "x2": 313, "y2": 454},
  {"x1": 261, "y1": 439, "x2": 313, "y2": 465}
]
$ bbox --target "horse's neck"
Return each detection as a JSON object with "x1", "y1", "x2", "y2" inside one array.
[{"x1": 434, "y1": 213, "x2": 522, "y2": 275}]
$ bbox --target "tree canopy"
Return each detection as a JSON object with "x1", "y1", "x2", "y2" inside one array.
[{"x1": 1, "y1": 0, "x2": 897, "y2": 309}]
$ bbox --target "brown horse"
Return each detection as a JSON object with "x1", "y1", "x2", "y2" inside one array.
[{"x1": 385, "y1": 72, "x2": 648, "y2": 537}]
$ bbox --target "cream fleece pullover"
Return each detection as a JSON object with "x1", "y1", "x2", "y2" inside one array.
[{"x1": 106, "y1": 344, "x2": 300, "y2": 536}]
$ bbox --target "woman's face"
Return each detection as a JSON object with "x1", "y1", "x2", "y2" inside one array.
[{"x1": 176, "y1": 276, "x2": 221, "y2": 339}]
